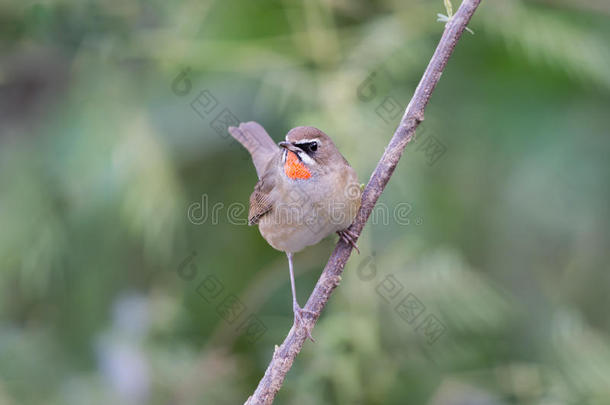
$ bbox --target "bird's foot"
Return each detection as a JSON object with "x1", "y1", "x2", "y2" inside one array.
[
  {"x1": 337, "y1": 229, "x2": 360, "y2": 254},
  {"x1": 293, "y1": 303, "x2": 316, "y2": 342}
]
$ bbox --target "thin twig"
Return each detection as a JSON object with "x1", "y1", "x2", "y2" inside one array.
[{"x1": 245, "y1": 1, "x2": 482, "y2": 403}]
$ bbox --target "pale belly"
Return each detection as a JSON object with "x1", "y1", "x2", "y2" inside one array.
[{"x1": 258, "y1": 170, "x2": 360, "y2": 253}]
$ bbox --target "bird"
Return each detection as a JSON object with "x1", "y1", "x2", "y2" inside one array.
[{"x1": 228, "y1": 121, "x2": 361, "y2": 340}]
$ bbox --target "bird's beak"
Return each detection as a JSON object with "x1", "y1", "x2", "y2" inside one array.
[{"x1": 279, "y1": 141, "x2": 300, "y2": 153}]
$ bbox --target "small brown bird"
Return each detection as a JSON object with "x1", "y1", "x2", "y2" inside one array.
[{"x1": 229, "y1": 122, "x2": 361, "y2": 340}]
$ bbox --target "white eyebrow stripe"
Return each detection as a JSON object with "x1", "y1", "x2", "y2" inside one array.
[{"x1": 294, "y1": 139, "x2": 320, "y2": 145}]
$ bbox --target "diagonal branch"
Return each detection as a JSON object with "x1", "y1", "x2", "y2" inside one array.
[{"x1": 245, "y1": 1, "x2": 482, "y2": 403}]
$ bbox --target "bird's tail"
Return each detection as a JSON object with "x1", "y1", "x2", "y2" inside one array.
[{"x1": 228, "y1": 121, "x2": 279, "y2": 179}]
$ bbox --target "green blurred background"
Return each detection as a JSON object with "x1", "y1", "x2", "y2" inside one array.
[{"x1": 1, "y1": 0, "x2": 610, "y2": 404}]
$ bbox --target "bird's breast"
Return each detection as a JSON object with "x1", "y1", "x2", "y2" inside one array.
[{"x1": 258, "y1": 164, "x2": 361, "y2": 253}]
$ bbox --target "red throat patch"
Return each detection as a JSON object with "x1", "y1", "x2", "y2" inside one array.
[{"x1": 284, "y1": 151, "x2": 311, "y2": 179}]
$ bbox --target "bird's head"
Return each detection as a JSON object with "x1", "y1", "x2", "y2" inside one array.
[{"x1": 279, "y1": 126, "x2": 346, "y2": 179}]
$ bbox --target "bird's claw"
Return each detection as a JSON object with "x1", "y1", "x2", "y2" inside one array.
[
  {"x1": 337, "y1": 229, "x2": 360, "y2": 254},
  {"x1": 293, "y1": 303, "x2": 316, "y2": 342}
]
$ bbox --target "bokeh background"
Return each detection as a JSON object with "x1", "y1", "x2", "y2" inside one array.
[{"x1": 2, "y1": 0, "x2": 610, "y2": 404}]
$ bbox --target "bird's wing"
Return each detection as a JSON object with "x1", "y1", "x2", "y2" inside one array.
[
  {"x1": 228, "y1": 121, "x2": 279, "y2": 179},
  {"x1": 248, "y1": 163, "x2": 277, "y2": 225}
]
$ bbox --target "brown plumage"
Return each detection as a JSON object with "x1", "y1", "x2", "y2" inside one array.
[{"x1": 228, "y1": 121, "x2": 361, "y2": 340}]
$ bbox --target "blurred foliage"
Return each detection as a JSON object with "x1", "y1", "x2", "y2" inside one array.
[{"x1": 1, "y1": 0, "x2": 610, "y2": 404}]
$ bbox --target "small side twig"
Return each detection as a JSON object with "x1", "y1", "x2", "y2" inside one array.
[{"x1": 245, "y1": 1, "x2": 482, "y2": 403}]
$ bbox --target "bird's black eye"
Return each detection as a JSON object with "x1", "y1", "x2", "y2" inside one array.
[{"x1": 296, "y1": 141, "x2": 318, "y2": 155}]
